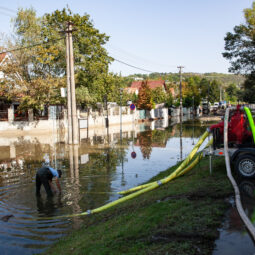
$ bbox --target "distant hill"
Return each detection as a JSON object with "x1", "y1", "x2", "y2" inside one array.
[{"x1": 125, "y1": 72, "x2": 245, "y2": 88}]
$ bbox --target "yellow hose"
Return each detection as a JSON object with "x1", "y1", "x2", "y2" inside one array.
[
  {"x1": 40, "y1": 131, "x2": 211, "y2": 220},
  {"x1": 119, "y1": 131, "x2": 209, "y2": 195}
]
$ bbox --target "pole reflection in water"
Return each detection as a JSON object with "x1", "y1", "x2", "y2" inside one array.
[
  {"x1": 67, "y1": 145, "x2": 82, "y2": 228},
  {"x1": 180, "y1": 115, "x2": 183, "y2": 161}
]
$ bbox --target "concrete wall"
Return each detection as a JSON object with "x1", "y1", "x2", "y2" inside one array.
[{"x1": 0, "y1": 105, "x2": 171, "y2": 132}]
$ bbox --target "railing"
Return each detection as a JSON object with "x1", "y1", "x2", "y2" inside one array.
[{"x1": 0, "y1": 110, "x2": 8, "y2": 121}]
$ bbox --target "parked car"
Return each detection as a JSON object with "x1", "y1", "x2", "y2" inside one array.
[
  {"x1": 201, "y1": 99, "x2": 211, "y2": 114},
  {"x1": 213, "y1": 102, "x2": 219, "y2": 110}
]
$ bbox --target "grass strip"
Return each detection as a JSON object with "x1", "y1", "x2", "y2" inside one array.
[{"x1": 46, "y1": 156, "x2": 233, "y2": 255}]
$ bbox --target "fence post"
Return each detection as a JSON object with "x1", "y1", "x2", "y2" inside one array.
[
  {"x1": 28, "y1": 109, "x2": 33, "y2": 122},
  {"x1": 8, "y1": 105, "x2": 14, "y2": 122}
]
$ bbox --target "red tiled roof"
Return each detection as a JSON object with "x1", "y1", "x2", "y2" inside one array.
[
  {"x1": 0, "y1": 52, "x2": 6, "y2": 64},
  {"x1": 130, "y1": 80, "x2": 165, "y2": 90}
]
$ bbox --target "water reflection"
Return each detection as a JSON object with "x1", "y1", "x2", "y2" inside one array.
[{"x1": 0, "y1": 118, "x2": 209, "y2": 254}]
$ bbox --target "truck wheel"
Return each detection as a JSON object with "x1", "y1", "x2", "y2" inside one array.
[{"x1": 235, "y1": 155, "x2": 255, "y2": 178}]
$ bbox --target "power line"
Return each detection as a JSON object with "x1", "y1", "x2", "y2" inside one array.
[
  {"x1": 0, "y1": 6, "x2": 16, "y2": 13},
  {"x1": 113, "y1": 58, "x2": 159, "y2": 73},
  {"x1": 0, "y1": 37, "x2": 65, "y2": 54},
  {"x1": 107, "y1": 44, "x2": 177, "y2": 69},
  {"x1": 0, "y1": 35, "x2": 178, "y2": 75}
]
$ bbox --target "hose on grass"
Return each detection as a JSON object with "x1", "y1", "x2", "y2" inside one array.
[
  {"x1": 40, "y1": 131, "x2": 211, "y2": 220},
  {"x1": 119, "y1": 130, "x2": 210, "y2": 195}
]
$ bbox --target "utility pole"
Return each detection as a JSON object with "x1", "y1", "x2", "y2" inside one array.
[
  {"x1": 65, "y1": 24, "x2": 72, "y2": 144},
  {"x1": 120, "y1": 88, "x2": 123, "y2": 142},
  {"x1": 177, "y1": 66, "x2": 184, "y2": 118},
  {"x1": 65, "y1": 21, "x2": 79, "y2": 145}
]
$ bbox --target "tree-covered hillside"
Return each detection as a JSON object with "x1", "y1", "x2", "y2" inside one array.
[{"x1": 125, "y1": 72, "x2": 244, "y2": 88}]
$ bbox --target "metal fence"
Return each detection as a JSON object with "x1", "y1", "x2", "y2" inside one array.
[{"x1": 0, "y1": 110, "x2": 8, "y2": 121}]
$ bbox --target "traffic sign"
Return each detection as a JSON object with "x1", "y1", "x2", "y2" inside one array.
[
  {"x1": 130, "y1": 103, "x2": 136, "y2": 111},
  {"x1": 131, "y1": 151, "x2": 136, "y2": 159}
]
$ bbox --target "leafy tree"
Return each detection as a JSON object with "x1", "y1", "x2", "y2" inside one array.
[
  {"x1": 137, "y1": 80, "x2": 155, "y2": 110},
  {"x1": 242, "y1": 73, "x2": 255, "y2": 103},
  {"x1": 226, "y1": 83, "x2": 238, "y2": 102},
  {"x1": 0, "y1": 7, "x2": 114, "y2": 110},
  {"x1": 165, "y1": 92, "x2": 173, "y2": 107},
  {"x1": 184, "y1": 76, "x2": 201, "y2": 107},
  {"x1": 222, "y1": 2, "x2": 255, "y2": 74},
  {"x1": 208, "y1": 80, "x2": 220, "y2": 103},
  {"x1": 151, "y1": 87, "x2": 166, "y2": 104},
  {"x1": 222, "y1": 2, "x2": 255, "y2": 103}
]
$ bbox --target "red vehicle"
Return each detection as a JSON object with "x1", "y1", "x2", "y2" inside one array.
[{"x1": 208, "y1": 105, "x2": 255, "y2": 178}]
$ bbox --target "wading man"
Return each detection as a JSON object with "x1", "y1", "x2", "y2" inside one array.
[{"x1": 36, "y1": 166, "x2": 62, "y2": 197}]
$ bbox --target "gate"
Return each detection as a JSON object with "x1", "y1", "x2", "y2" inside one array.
[{"x1": 139, "y1": 110, "x2": 146, "y2": 119}]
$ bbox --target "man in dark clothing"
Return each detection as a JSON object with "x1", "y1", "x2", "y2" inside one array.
[{"x1": 36, "y1": 166, "x2": 62, "y2": 197}]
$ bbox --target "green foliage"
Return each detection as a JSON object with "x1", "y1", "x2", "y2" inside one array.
[
  {"x1": 165, "y1": 92, "x2": 173, "y2": 107},
  {"x1": 222, "y1": 2, "x2": 255, "y2": 103},
  {"x1": 151, "y1": 87, "x2": 166, "y2": 104},
  {"x1": 242, "y1": 73, "x2": 255, "y2": 103},
  {"x1": 223, "y1": 2, "x2": 255, "y2": 74},
  {"x1": 0, "y1": 7, "x2": 115, "y2": 110},
  {"x1": 76, "y1": 86, "x2": 95, "y2": 108},
  {"x1": 226, "y1": 83, "x2": 239, "y2": 102},
  {"x1": 137, "y1": 80, "x2": 155, "y2": 110},
  {"x1": 208, "y1": 80, "x2": 220, "y2": 103}
]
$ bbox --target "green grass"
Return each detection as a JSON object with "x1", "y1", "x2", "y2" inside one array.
[{"x1": 46, "y1": 157, "x2": 233, "y2": 255}]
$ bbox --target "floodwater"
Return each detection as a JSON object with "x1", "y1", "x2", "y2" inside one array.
[
  {"x1": 0, "y1": 117, "x2": 254, "y2": 254},
  {"x1": 213, "y1": 178, "x2": 255, "y2": 255}
]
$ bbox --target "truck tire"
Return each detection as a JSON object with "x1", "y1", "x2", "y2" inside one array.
[{"x1": 235, "y1": 154, "x2": 255, "y2": 178}]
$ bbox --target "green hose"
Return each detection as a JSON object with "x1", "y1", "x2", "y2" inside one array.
[{"x1": 244, "y1": 107, "x2": 255, "y2": 144}]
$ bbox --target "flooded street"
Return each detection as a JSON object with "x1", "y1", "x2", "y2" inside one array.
[{"x1": 0, "y1": 118, "x2": 254, "y2": 254}]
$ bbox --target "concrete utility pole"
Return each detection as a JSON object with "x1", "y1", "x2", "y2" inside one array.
[
  {"x1": 177, "y1": 66, "x2": 184, "y2": 118},
  {"x1": 120, "y1": 88, "x2": 123, "y2": 141},
  {"x1": 65, "y1": 22, "x2": 79, "y2": 144},
  {"x1": 65, "y1": 25, "x2": 72, "y2": 144}
]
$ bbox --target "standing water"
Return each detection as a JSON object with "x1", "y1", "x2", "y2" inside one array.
[
  {"x1": 0, "y1": 118, "x2": 205, "y2": 254},
  {"x1": 0, "y1": 118, "x2": 254, "y2": 254}
]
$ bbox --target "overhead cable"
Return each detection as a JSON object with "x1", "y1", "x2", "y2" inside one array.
[
  {"x1": 0, "y1": 6, "x2": 16, "y2": 13},
  {"x1": 0, "y1": 37, "x2": 65, "y2": 54},
  {"x1": 113, "y1": 58, "x2": 158, "y2": 73}
]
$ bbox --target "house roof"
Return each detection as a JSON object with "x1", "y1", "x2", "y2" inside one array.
[
  {"x1": 130, "y1": 80, "x2": 166, "y2": 90},
  {"x1": 0, "y1": 52, "x2": 7, "y2": 65}
]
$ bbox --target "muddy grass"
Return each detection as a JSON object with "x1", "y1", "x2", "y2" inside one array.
[{"x1": 46, "y1": 157, "x2": 233, "y2": 255}]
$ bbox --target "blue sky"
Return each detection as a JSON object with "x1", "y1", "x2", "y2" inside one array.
[{"x1": 0, "y1": 0, "x2": 254, "y2": 76}]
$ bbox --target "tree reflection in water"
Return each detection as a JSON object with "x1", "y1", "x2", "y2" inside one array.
[{"x1": 137, "y1": 131, "x2": 153, "y2": 159}]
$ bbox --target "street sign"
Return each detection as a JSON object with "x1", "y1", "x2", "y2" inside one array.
[
  {"x1": 130, "y1": 103, "x2": 136, "y2": 111},
  {"x1": 131, "y1": 151, "x2": 136, "y2": 159}
]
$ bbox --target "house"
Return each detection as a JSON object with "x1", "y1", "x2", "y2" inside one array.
[
  {"x1": 125, "y1": 80, "x2": 167, "y2": 95},
  {"x1": 125, "y1": 79, "x2": 176, "y2": 98}
]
